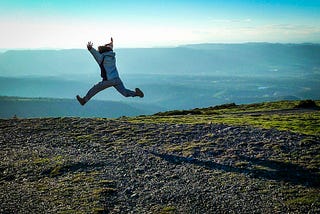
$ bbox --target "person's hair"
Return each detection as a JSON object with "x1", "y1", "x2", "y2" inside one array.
[{"x1": 98, "y1": 46, "x2": 112, "y2": 53}]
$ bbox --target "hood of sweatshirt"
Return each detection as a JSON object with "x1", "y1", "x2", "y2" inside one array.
[{"x1": 102, "y1": 51, "x2": 115, "y2": 58}]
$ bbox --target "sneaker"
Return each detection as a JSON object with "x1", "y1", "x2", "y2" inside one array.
[
  {"x1": 135, "y1": 88, "x2": 144, "y2": 98},
  {"x1": 76, "y1": 95, "x2": 86, "y2": 106}
]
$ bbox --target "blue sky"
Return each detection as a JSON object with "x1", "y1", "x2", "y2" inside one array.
[{"x1": 1, "y1": 0, "x2": 320, "y2": 48}]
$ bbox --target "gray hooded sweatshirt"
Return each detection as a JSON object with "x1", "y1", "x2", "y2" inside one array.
[{"x1": 89, "y1": 48, "x2": 119, "y2": 80}]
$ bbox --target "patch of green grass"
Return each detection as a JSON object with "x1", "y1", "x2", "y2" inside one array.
[
  {"x1": 93, "y1": 187, "x2": 117, "y2": 197},
  {"x1": 285, "y1": 190, "x2": 320, "y2": 206},
  {"x1": 59, "y1": 210, "x2": 79, "y2": 214},
  {"x1": 127, "y1": 100, "x2": 320, "y2": 135},
  {"x1": 252, "y1": 165, "x2": 277, "y2": 172},
  {"x1": 75, "y1": 134, "x2": 95, "y2": 142},
  {"x1": 50, "y1": 165, "x2": 63, "y2": 177},
  {"x1": 159, "y1": 205, "x2": 177, "y2": 214},
  {"x1": 72, "y1": 172, "x2": 95, "y2": 183},
  {"x1": 99, "y1": 179, "x2": 115, "y2": 186},
  {"x1": 138, "y1": 137, "x2": 150, "y2": 145},
  {"x1": 33, "y1": 157, "x2": 51, "y2": 164},
  {"x1": 235, "y1": 161, "x2": 250, "y2": 168},
  {"x1": 165, "y1": 141, "x2": 213, "y2": 156},
  {"x1": 92, "y1": 207, "x2": 106, "y2": 214}
]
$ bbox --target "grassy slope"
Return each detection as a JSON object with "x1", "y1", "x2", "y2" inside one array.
[{"x1": 127, "y1": 100, "x2": 320, "y2": 136}]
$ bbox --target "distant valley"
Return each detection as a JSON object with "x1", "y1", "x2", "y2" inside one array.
[{"x1": 0, "y1": 43, "x2": 319, "y2": 117}]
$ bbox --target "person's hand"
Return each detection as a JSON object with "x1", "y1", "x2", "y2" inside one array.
[
  {"x1": 105, "y1": 37, "x2": 113, "y2": 45},
  {"x1": 87, "y1": 41, "x2": 93, "y2": 50}
]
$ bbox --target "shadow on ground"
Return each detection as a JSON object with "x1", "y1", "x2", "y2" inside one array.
[
  {"x1": 149, "y1": 151, "x2": 320, "y2": 187},
  {"x1": 41, "y1": 161, "x2": 107, "y2": 177}
]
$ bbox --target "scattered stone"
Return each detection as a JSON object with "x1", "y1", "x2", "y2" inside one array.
[{"x1": 0, "y1": 118, "x2": 319, "y2": 213}]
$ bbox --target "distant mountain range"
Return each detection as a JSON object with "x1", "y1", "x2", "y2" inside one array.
[
  {"x1": 1, "y1": 43, "x2": 319, "y2": 77},
  {"x1": 0, "y1": 96, "x2": 159, "y2": 118},
  {"x1": 0, "y1": 43, "x2": 319, "y2": 117}
]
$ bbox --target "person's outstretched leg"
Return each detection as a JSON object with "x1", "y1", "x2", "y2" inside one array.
[
  {"x1": 77, "y1": 79, "x2": 118, "y2": 105},
  {"x1": 114, "y1": 79, "x2": 144, "y2": 98}
]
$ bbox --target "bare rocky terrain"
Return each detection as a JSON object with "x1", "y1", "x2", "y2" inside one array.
[{"x1": 0, "y1": 117, "x2": 319, "y2": 213}]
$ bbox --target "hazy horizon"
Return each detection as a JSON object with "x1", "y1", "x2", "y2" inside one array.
[{"x1": 1, "y1": 41, "x2": 320, "y2": 52}]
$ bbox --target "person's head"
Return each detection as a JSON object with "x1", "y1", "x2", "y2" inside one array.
[
  {"x1": 98, "y1": 37, "x2": 114, "y2": 53},
  {"x1": 98, "y1": 46, "x2": 112, "y2": 53}
]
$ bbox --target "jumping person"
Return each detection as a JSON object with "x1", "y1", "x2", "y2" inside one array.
[{"x1": 76, "y1": 37, "x2": 144, "y2": 105}]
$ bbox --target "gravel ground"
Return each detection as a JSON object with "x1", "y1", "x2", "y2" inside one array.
[{"x1": 0, "y1": 117, "x2": 319, "y2": 213}]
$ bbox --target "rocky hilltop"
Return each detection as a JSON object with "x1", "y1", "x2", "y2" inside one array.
[{"x1": 0, "y1": 101, "x2": 319, "y2": 213}]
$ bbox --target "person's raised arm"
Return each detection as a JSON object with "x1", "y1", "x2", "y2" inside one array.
[{"x1": 87, "y1": 41, "x2": 103, "y2": 64}]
